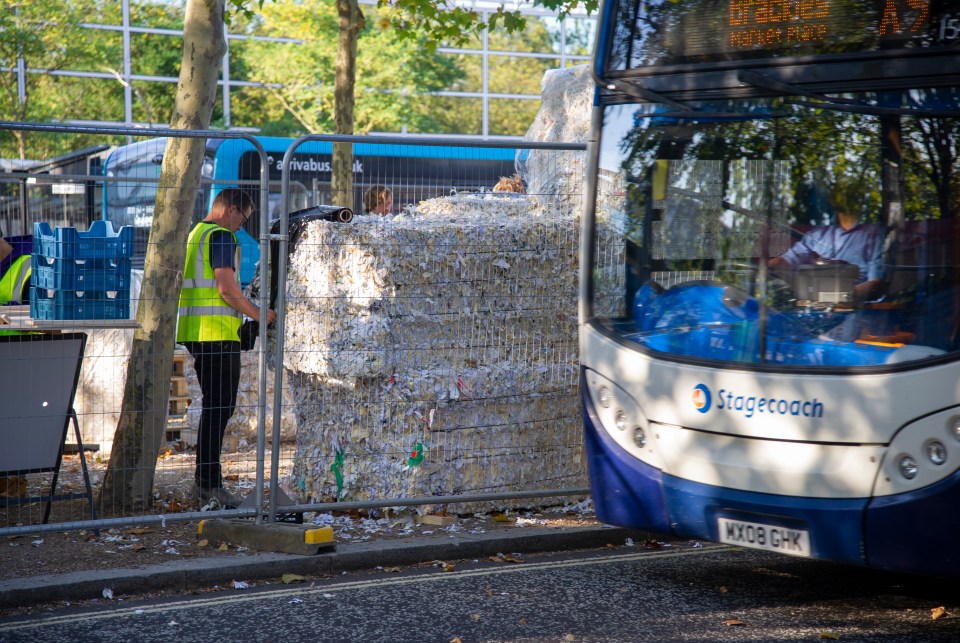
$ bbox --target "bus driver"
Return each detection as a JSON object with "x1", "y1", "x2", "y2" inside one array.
[{"x1": 768, "y1": 186, "x2": 885, "y2": 302}]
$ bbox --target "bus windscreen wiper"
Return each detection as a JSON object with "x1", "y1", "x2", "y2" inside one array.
[
  {"x1": 737, "y1": 70, "x2": 858, "y2": 105},
  {"x1": 606, "y1": 77, "x2": 783, "y2": 120},
  {"x1": 603, "y1": 79, "x2": 692, "y2": 111},
  {"x1": 738, "y1": 70, "x2": 960, "y2": 118}
]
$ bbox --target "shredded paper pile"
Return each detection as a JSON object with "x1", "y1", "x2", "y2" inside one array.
[{"x1": 285, "y1": 193, "x2": 586, "y2": 509}]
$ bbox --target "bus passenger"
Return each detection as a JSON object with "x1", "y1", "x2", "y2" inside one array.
[
  {"x1": 363, "y1": 185, "x2": 393, "y2": 215},
  {"x1": 768, "y1": 188, "x2": 885, "y2": 302}
]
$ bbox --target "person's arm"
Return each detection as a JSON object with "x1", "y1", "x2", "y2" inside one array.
[
  {"x1": 214, "y1": 267, "x2": 276, "y2": 325},
  {"x1": 854, "y1": 279, "x2": 883, "y2": 301},
  {"x1": 854, "y1": 225, "x2": 886, "y2": 301},
  {"x1": 208, "y1": 230, "x2": 276, "y2": 325}
]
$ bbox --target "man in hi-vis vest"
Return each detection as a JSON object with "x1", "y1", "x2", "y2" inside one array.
[
  {"x1": 177, "y1": 188, "x2": 276, "y2": 509},
  {"x1": 0, "y1": 228, "x2": 31, "y2": 306}
]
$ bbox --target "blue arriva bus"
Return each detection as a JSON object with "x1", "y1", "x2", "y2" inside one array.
[
  {"x1": 102, "y1": 136, "x2": 520, "y2": 284},
  {"x1": 581, "y1": 0, "x2": 960, "y2": 576}
]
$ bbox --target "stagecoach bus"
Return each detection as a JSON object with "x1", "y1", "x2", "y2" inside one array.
[
  {"x1": 580, "y1": 0, "x2": 960, "y2": 576},
  {"x1": 102, "y1": 136, "x2": 520, "y2": 284}
]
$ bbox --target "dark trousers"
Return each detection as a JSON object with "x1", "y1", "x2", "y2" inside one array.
[{"x1": 183, "y1": 341, "x2": 241, "y2": 489}]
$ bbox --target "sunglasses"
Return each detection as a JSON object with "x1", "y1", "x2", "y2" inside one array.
[{"x1": 233, "y1": 204, "x2": 254, "y2": 224}]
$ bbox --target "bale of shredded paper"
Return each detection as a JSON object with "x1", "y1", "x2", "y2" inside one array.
[
  {"x1": 285, "y1": 194, "x2": 586, "y2": 510},
  {"x1": 519, "y1": 64, "x2": 592, "y2": 214}
]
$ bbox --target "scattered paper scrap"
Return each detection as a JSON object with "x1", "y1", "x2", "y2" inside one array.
[{"x1": 490, "y1": 552, "x2": 524, "y2": 563}]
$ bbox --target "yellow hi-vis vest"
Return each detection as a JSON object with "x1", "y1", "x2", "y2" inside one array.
[
  {"x1": 0, "y1": 255, "x2": 31, "y2": 305},
  {"x1": 177, "y1": 222, "x2": 241, "y2": 342}
]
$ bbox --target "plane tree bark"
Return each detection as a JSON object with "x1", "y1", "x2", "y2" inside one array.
[{"x1": 100, "y1": 0, "x2": 228, "y2": 510}]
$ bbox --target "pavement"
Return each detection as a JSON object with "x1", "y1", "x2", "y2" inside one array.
[{"x1": 0, "y1": 522, "x2": 642, "y2": 611}]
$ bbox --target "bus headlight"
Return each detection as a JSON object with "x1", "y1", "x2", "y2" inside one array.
[
  {"x1": 898, "y1": 455, "x2": 918, "y2": 480},
  {"x1": 614, "y1": 409, "x2": 628, "y2": 431},
  {"x1": 950, "y1": 416, "x2": 960, "y2": 443},
  {"x1": 875, "y1": 409, "x2": 960, "y2": 497},
  {"x1": 598, "y1": 386, "x2": 612, "y2": 409},
  {"x1": 926, "y1": 441, "x2": 947, "y2": 466},
  {"x1": 634, "y1": 427, "x2": 647, "y2": 448},
  {"x1": 585, "y1": 369, "x2": 661, "y2": 470}
]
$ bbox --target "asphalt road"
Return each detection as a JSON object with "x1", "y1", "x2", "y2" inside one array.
[{"x1": 3, "y1": 544, "x2": 959, "y2": 642}]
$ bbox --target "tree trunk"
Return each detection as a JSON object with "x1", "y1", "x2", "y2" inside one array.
[
  {"x1": 332, "y1": 0, "x2": 363, "y2": 211},
  {"x1": 100, "y1": 0, "x2": 227, "y2": 511}
]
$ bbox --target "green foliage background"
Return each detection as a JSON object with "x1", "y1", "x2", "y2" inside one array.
[{"x1": 1, "y1": 0, "x2": 593, "y2": 158}]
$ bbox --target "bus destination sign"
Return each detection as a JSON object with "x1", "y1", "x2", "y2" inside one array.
[
  {"x1": 727, "y1": 0, "x2": 933, "y2": 51},
  {"x1": 638, "y1": 0, "x2": 960, "y2": 65}
]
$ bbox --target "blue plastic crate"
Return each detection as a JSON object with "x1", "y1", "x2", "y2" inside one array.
[
  {"x1": 32, "y1": 256, "x2": 132, "y2": 292},
  {"x1": 29, "y1": 287, "x2": 131, "y2": 321},
  {"x1": 33, "y1": 221, "x2": 134, "y2": 261}
]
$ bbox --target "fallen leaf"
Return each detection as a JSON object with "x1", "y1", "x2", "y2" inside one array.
[
  {"x1": 472, "y1": 613, "x2": 480, "y2": 622},
  {"x1": 931, "y1": 606, "x2": 948, "y2": 620},
  {"x1": 492, "y1": 513, "x2": 516, "y2": 523},
  {"x1": 485, "y1": 588, "x2": 494, "y2": 597},
  {"x1": 719, "y1": 586, "x2": 728, "y2": 593},
  {"x1": 128, "y1": 528, "x2": 153, "y2": 535},
  {"x1": 223, "y1": 474, "x2": 240, "y2": 481},
  {"x1": 640, "y1": 538, "x2": 661, "y2": 549},
  {"x1": 132, "y1": 544, "x2": 147, "y2": 552},
  {"x1": 820, "y1": 632, "x2": 840, "y2": 640},
  {"x1": 564, "y1": 635, "x2": 575, "y2": 642},
  {"x1": 450, "y1": 638, "x2": 462, "y2": 643},
  {"x1": 218, "y1": 543, "x2": 229, "y2": 552},
  {"x1": 197, "y1": 539, "x2": 209, "y2": 547},
  {"x1": 518, "y1": 618, "x2": 527, "y2": 625},
  {"x1": 605, "y1": 543, "x2": 616, "y2": 549},
  {"x1": 722, "y1": 619, "x2": 745, "y2": 626},
  {"x1": 383, "y1": 567, "x2": 402, "y2": 573},
  {"x1": 282, "y1": 574, "x2": 305, "y2": 584}
]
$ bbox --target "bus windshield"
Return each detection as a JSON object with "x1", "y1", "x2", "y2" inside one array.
[{"x1": 589, "y1": 90, "x2": 960, "y2": 369}]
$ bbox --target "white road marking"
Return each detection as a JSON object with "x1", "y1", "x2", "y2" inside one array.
[{"x1": 0, "y1": 545, "x2": 731, "y2": 631}]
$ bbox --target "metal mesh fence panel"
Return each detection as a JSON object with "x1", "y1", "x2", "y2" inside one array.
[{"x1": 0, "y1": 125, "x2": 587, "y2": 535}]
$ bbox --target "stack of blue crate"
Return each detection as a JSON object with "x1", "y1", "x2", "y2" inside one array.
[{"x1": 30, "y1": 221, "x2": 135, "y2": 321}]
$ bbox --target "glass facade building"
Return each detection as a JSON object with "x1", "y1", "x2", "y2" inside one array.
[{"x1": 8, "y1": 0, "x2": 594, "y2": 139}]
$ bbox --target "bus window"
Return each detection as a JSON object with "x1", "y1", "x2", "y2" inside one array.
[{"x1": 591, "y1": 94, "x2": 960, "y2": 368}]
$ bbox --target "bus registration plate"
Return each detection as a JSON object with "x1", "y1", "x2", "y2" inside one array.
[{"x1": 717, "y1": 518, "x2": 810, "y2": 557}]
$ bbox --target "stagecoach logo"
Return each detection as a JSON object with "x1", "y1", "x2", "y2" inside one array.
[
  {"x1": 690, "y1": 384, "x2": 825, "y2": 419},
  {"x1": 692, "y1": 384, "x2": 712, "y2": 413}
]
